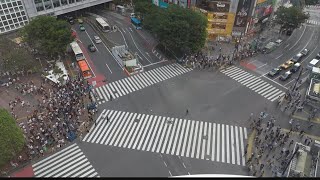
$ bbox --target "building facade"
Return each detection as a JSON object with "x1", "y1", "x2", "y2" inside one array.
[{"x1": 0, "y1": 0, "x2": 112, "y2": 34}]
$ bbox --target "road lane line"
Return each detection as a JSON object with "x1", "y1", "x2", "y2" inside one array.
[
  {"x1": 105, "y1": 63, "x2": 112, "y2": 73},
  {"x1": 275, "y1": 54, "x2": 283, "y2": 59},
  {"x1": 289, "y1": 25, "x2": 306, "y2": 50},
  {"x1": 127, "y1": 31, "x2": 152, "y2": 63},
  {"x1": 84, "y1": 30, "x2": 99, "y2": 52},
  {"x1": 231, "y1": 125, "x2": 235, "y2": 164}
]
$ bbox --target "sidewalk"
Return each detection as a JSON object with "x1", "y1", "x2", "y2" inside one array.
[{"x1": 246, "y1": 121, "x2": 319, "y2": 177}]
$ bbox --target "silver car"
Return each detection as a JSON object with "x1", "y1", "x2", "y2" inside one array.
[{"x1": 93, "y1": 36, "x2": 102, "y2": 44}]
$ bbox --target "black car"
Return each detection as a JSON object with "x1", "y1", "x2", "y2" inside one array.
[
  {"x1": 279, "y1": 71, "x2": 292, "y2": 81},
  {"x1": 88, "y1": 44, "x2": 96, "y2": 52},
  {"x1": 316, "y1": 52, "x2": 320, "y2": 60},
  {"x1": 291, "y1": 63, "x2": 301, "y2": 73},
  {"x1": 268, "y1": 67, "x2": 281, "y2": 77},
  {"x1": 301, "y1": 49, "x2": 309, "y2": 56}
]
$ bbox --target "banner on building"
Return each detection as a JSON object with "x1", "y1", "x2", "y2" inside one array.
[
  {"x1": 196, "y1": 0, "x2": 231, "y2": 12},
  {"x1": 234, "y1": 0, "x2": 251, "y2": 27}
]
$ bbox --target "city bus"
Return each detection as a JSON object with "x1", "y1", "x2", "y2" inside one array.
[
  {"x1": 77, "y1": 60, "x2": 92, "y2": 79},
  {"x1": 70, "y1": 41, "x2": 84, "y2": 61},
  {"x1": 95, "y1": 17, "x2": 111, "y2": 32},
  {"x1": 131, "y1": 17, "x2": 142, "y2": 30}
]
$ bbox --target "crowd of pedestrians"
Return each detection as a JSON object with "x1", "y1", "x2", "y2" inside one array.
[
  {"x1": 247, "y1": 111, "x2": 314, "y2": 177},
  {"x1": 8, "y1": 74, "x2": 96, "y2": 160}
]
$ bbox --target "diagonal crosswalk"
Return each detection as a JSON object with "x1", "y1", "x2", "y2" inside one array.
[
  {"x1": 220, "y1": 66, "x2": 285, "y2": 102},
  {"x1": 83, "y1": 110, "x2": 248, "y2": 166},
  {"x1": 306, "y1": 20, "x2": 320, "y2": 25},
  {"x1": 90, "y1": 63, "x2": 192, "y2": 104},
  {"x1": 32, "y1": 144, "x2": 99, "y2": 178}
]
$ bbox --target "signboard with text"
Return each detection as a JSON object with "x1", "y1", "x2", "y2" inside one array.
[{"x1": 234, "y1": 0, "x2": 251, "y2": 27}]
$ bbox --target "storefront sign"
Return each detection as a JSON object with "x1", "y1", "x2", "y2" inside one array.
[{"x1": 234, "y1": 0, "x2": 251, "y2": 27}]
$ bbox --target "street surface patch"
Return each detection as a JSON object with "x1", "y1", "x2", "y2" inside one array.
[
  {"x1": 91, "y1": 63, "x2": 192, "y2": 104},
  {"x1": 32, "y1": 144, "x2": 99, "y2": 178},
  {"x1": 220, "y1": 66, "x2": 285, "y2": 102},
  {"x1": 83, "y1": 110, "x2": 248, "y2": 167}
]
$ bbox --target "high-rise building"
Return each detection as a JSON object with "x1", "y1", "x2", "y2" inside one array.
[{"x1": 0, "y1": 0, "x2": 112, "y2": 34}]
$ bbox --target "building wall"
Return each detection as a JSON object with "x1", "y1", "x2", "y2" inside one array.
[
  {"x1": 0, "y1": 0, "x2": 29, "y2": 34},
  {"x1": 0, "y1": 0, "x2": 111, "y2": 34}
]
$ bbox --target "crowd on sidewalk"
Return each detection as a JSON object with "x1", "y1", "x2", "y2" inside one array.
[
  {"x1": 5, "y1": 73, "x2": 97, "y2": 162},
  {"x1": 247, "y1": 111, "x2": 315, "y2": 177}
]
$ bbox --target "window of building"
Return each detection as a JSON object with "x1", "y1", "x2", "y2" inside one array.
[
  {"x1": 12, "y1": 2, "x2": 17, "y2": 6},
  {"x1": 14, "y1": 7, "x2": 18, "y2": 11},
  {"x1": 4, "y1": 9, "x2": 9, "y2": 14},
  {"x1": 19, "y1": 6, "x2": 23, "y2": 10},
  {"x1": 69, "y1": 0, "x2": 75, "y2": 4},
  {"x1": 6, "y1": 14, "x2": 10, "y2": 19},
  {"x1": 3, "y1": 21, "x2": 8, "y2": 25},
  {"x1": 0, "y1": 0, "x2": 5, "y2": 4},
  {"x1": 52, "y1": 0, "x2": 60, "y2": 8},
  {"x1": 11, "y1": 13, "x2": 16, "y2": 18},
  {"x1": 2, "y1": 4, "x2": 7, "y2": 8},
  {"x1": 0, "y1": 10, "x2": 3, "y2": 15},
  {"x1": 0, "y1": 28, "x2": 5, "y2": 32},
  {"x1": 13, "y1": 18, "x2": 17, "y2": 23},
  {"x1": 15, "y1": 23, "x2": 20, "y2": 28},
  {"x1": 35, "y1": 1, "x2": 44, "y2": 12},
  {"x1": 21, "y1": 11, "x2": 25, "y2": 15},
  {"x1": 44, "y1": 0, "x2": 52, "y2": 10},
  {"x1": 61, "y1": 0, "x2": 68, "y2": 5},
  {"x1": 16, "y1": 12, "x2": 20, "y2": 16},
  {"x1": 9, "y1": 8, "x2": 14, "y2": 13},
  {"x1": 19, "y1": 21, "x2": 24, "y2": 26},
  {"x1": 22, "y1": 16, "x2": 27, "y2": 20},
  {"x1": 17, "y1": 1, "x2": 22, "y2": 5},
  {"x1": 8, "y1": 19, "x2": 13, "y2": 24},
  {"x1": 5, "y1": 26, "x2": 10, "y2": 31},
  {"x1": 7, "y1": 2, "x2": 12, "y2": 8},
  {"x1": 10, "y1": 24, "x2": 15, "y2": 29},
  {"x1": 0, "y1": 22, "x2": 2, "y2": 26},
  {"x1": 18, "y1": 17, "x2": 22, "y2": 21},
  {"x1": 1, "y1": 16, "x2": 5, "y2": 21}
]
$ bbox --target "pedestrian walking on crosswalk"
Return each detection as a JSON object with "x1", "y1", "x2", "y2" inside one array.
[
  {"x1": 107, "y1": 116, "x2": 110, "y2": 123},
  {"x1": 186, "y1": 109, "x2": 189, "y2": 115}
]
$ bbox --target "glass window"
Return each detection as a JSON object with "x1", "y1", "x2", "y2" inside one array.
[
  {"x1": 16, "y1": 12, "x2": 20, "y2": 16},
  {"x1": 19, "y1": 21, "x2": 24, "y2": 26},
  {"x1": 1, "y1": 16, "x2": 5, "y2": 20},
  {"x1": 7, "y1": 2, "x2": 12, "y2": 7},
  {"x1": 52, "y1": 0, "x2": 60, "y2": 8},
  {"x1": 44, "y1": 0, "x2": 52, "y2": 10},
  {"x1": 3, "y1": 21, "x2": 8, "y2": 25},
  {"x1": 5, "y1": 26, "x2": 10, "y2": 30},
  {"x1": 18, "y1": 17, "x2": 22, "y2": 21},
  {"x1": 12, "y1": 2, "x2": 17, "y2": 6},
  {"x1": 6, "y1": 14, "x2": 10, "y2": 19},
  {"x1": 2, "y1": 4, "x2": 7, "y2": 8},
  {"x1": 15, "y1": 23, "x2": 20, "y2": 27},
  {"x1": 0, "y1": 10, "x2": 3, "y2": 15},
  {"x1": 21, "y1": 11, "x2": 25, "y2": 15},
  {"x1": 4, "y1": 9, "x2": 9, "y2": 14},
  {"x1": 10, "y1": 24, "x2": 15, "y2": 29},
  {"x1": 0, "y1": 28, "x2": 5, "y2": 32},
  {"x1": 13, "y1": 18, "x2": 17, "y2": 23},
  {"x1": 0, "y1": 22, "x2": 2, "y2": 26},
  {"x1": 11, "y1": 13, "x2": 16, "y2": 18},
  {"x1": 19, "y1": 6, "x2": 23, "y2": 10},
  {"x1": 22, "y1": 16, "x2": 27, "y2": 20},
  {"x1": 9, "y1": 8, "x2": 14, "y2": 13},
  {"x1": 61, "y1": 0, "x2": 68, "y2": 5},
  {"x1": 8, "y1": 19, "x2": 13, "y2": 24},
  {"x1": 17, "y1": 1, "x2": 22, "y2": 5}
]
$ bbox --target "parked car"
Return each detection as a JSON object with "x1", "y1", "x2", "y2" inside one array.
[
  {"x1": 93, "y1": 36, "x2": 102, "y2": 44},
  {"x1": 78, "y1": 18, "x2": 83, "y2": 24},
  {"x1": 280, "y1": 60, "x2": 294, "y2": 69},
  {"x1": 268, "y1": 67, "x2": 282, "y2": 77},
  {"x1": 79, "y1": 24, "x2": 85, "y2": 31},
  {"x1": 291, "y1": 63, "x2": 301, "y2": 73},
  {"x1": 275, "y1": 39, "x2": 283, "y2": 46},
  {"x1": 279, "y1": 71, "x2": 292, "y2": 81},
  {"x1": 301, "y1": 49, "x2": 309, "y2": 56},
  {"x1": 291, "y1": 53, "x2": 303, "y2": 63},
  {"x1": 88, "y1": 44, "x2": 96, "y2": 52}
]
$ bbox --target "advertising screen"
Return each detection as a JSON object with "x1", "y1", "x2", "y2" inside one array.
[
  {"x1": 196, "y1": 0, "x2": 231, "y2": 12},
  {"x1": 234, "y1": 0, "x2": 251, "y2": 27}
]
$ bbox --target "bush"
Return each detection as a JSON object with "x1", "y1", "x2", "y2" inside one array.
[{"x1": 0, "y1": 108, "x2": 25, "y2": 168}]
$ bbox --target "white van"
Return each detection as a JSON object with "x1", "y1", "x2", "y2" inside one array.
[{"x1": 307, "y1": 59, "x2": 320, "y2": 70}]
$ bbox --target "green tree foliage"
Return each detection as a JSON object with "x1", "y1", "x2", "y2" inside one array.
[
  {"x1": 0, "y1": 108, "x2": 25, "y2": 168},
  {"x1": 275, "y1": 6, "x2": 309, "y2": 30},
  {"x1": 0, "y1": 37, "x2": 36, "y2": 74},
  {"x1": 20, "y1": 16, "x2": 74, "y2": 57},
  {"x1": 133, "y1": 0, "x2": 155, "y2": 18},
  {"x1": 143, "y1": 4, "x2": 207, "y2": 54},
  {"x1": 305, "y1": 0, "x2": 319, "y2": 5}
]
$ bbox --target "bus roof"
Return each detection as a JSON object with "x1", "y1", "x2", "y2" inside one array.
[
  {"x1": 78, "y1": 60, "x2": 90, "y2": 72},
  {"x1": 70, "y1": 41, "x2": 83, "y2": 55},
  {"x1": 131, "y1": 17, "x2": 141, "y2": 24},
  {"x1": 96, "y1": 17, "x2": 109, "y2": 27}
]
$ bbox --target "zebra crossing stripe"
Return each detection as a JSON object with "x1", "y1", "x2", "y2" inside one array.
[
  {"x1": 122, "y1": 78, "x2": 134, "y2": 92},
  {"x1": 260, "y1": 86, "x2": 276, "y2": 96},
  {"x1": 157, "y1": 66, "x2": 171, "y2": 79},
  {"x1": 245, "y1": 78, "x2": 261, "y2": 87},
  {"x1": 127, "y1": 76, "x2": 139, "y2": 91},
  {"x1": 196, "y1": 121, "x2": 203, "y2": 159},
  {"x1": 132, "y1": 114, "x2": 148, "y2": 149},
  {"x1": 126, "y1": 113, "x2": 141, "y2": 148},
  {"x1": 110, "y1": 112, "x2": 130, "y2": 146},
  {"x1": 114, "y1": 112, "x2": 133, "y2": 147},
  {"x1": 240, "y1": 127, "x2": 246, "y2": 166},
  {"x1": 255, "y1": 83, "x2": 271, "y2": 93},
  {"x1": 132, "y1": 75, "x2": 144, "y2": 89},
  {"x1": 221, "y1": 124, "x2": 225, "y2": 163},
  {"x1": 144, "y1": 71, "x2": 158, "y2": 84},
  {"x1": 62, "y1": 161, "x2": 90, "y2": 177},
  {"x1": 268, "y1": 91, "x2": 285, "y2": 102},
  {"x1": 226, "y1": 125, "x2": 230, "y2": 163},
  {"x1": 95, "y1": 87, "x2": 104, "y2": 101},
  {"x1": 240, "y1": 76, "x2": 258, "y2": 85},
  {"x1": 179, "y1": 119, "x2": 188, "y2": 156},
  {"x1": 212, "y1": 123, "x2": 216, "y2": 161},
  {"x1": 100, "y1": 86, "x2": 110, "y2": 101},
  {"x1": 104, "y1": 111, "x2": 126, "y2": 145},
  {"x1": 106, "y1": 85, "x2": 115, "y2": 99},
  {"x1": 153, "y1": 68, "x2": 167, "y2": 81},
  {"x1": 115, "y1": 81, "x2": 126, "y2": 95},
  {"x1": 85, "y1": 110, "x2": 248, "y2": 166},
  {"x1": 235, "y1": 126, "x2": 240, "y2": 165},
  {"x1": 109, "y1": 82, "x2": 120, "y2": 97},
  {"x1": 165, "y1": 65, "x2": 180, "y2": 76},
  {"x1": 138, "y1": 115, "x2": 152, "y2": 150},
  {"x1": 231, "y1": 125, "x2": 235, "y2": 164},
  {"x1": 251, "y1": 81, "x2": 267, "y2": 90},
  {"x1": 147, "y1": 116, "x2": 161, "y2": 151},
  {"x1": 136, "y1": 73, "x2": 149, "y2": 87},
  {"x1": 216, "y1": 124, "x2": 220, "y2": 162},
  {"x1": 82, "y1": 109, "x2": 107, "y2": 142}
]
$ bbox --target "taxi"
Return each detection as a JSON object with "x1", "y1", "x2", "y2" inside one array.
[{"x1": 280, "y1": 60, "x2": 294, "y2": 69}]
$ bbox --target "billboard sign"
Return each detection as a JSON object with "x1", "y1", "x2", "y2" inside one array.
[
  {"x1": 234, "y1": 0, "x2": 251, "y2": 27},
  {"x1": 196, "y1": 0, "x2": 231, "y2": 12}
]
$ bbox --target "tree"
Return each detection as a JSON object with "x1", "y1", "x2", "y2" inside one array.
[
  {"x1": 275, "y1": 6, "x2": 309, "y2": 30},
  {"x1": 133, "y1": 0, "x2": 155, "y2": 18},
  {"x1": 0, "y1": 108, "x2": 25, "y2": 168},
  {"x1": 52, "y1": 65, "x2": 64, "y2": 84},
  {"x1": 144, "y1": 4, "x2": 207, "y2": 54},
  {"x1": 20, "y1": 16, "x2": 74, "y2": 58}
]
